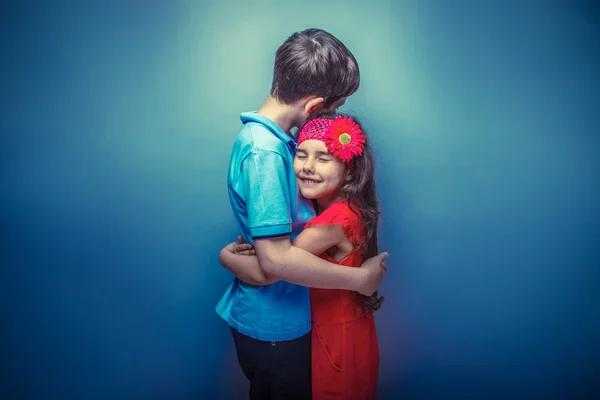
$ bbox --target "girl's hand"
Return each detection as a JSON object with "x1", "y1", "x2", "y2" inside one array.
[{"x1": 232, "y1": 235, "x2": 256, "y2": 256}]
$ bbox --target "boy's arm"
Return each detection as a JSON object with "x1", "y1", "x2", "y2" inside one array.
[
  {"x1": 219, "y1": 224, "x2": 345, "y2": 286},
  {"x1": 254, "y1": 236, "x2": 387, "y2": 295},
  {"x1": 221, "y1": 223, "x2": 387, "y2": 295}
]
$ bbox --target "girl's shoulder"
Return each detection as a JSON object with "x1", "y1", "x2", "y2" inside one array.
[{"x1": 305, "y1": 201, "x2": 364, "y2": 244}]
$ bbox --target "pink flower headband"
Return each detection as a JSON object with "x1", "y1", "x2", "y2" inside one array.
[{"x1": 296, "y1": 116, "x2": 366, "y2": 163}]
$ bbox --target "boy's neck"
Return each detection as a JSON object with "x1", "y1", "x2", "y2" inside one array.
[{"x1": 256, "y1": 95, "x2": 302, "y2": 135}]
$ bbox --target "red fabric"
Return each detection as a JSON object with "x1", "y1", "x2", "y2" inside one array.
[{"x1": 305, "y1": 201, "x2": 379, "y2": 399}]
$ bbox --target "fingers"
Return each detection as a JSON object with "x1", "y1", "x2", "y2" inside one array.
[
  {"x1": 234, "y1": 244, "x2": 253, "y2": 253},
  {"x1": 380, "y1": 261, "x2": 387, "y2": 273},
  {"x1": 233, "y1": 243, "x2": 256, "y2": 256},
  {"x1": 237, "y1": 250, "x2": 256, "y2": 256},
  {"x1": 379, "y1": 252, "x2": 389, "y2": 273},
  {"x1": 237, "y1": 235, "x2": 244, "y2": 244}
]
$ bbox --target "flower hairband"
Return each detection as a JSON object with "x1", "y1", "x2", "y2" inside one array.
[{"x1": 322, "y1": 116, "x2": 366, "y2": 163}]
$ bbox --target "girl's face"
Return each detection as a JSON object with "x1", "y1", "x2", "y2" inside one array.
[{"x1": 294, "y1": 139, "x2": 349, "y2": 205}]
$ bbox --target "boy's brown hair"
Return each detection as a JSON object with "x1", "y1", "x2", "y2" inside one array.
[{"x1": 271, "y1": 29, "x2": 360, "y2": 108}]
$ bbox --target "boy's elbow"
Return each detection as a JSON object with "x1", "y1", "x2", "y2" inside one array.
[
  {"x1": 258, "y1": 251, "x2": 287, "y2": 277},
  {"x1": 251, "y1": 270, "x2": 272, "y2": 286},
  {"x1": 258, "y1": 255, "x2": 278, "y2": 276}
]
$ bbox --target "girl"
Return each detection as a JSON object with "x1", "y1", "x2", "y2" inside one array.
[{"x1": 220, "y1": 112, "x2": 384, "y2": 399}]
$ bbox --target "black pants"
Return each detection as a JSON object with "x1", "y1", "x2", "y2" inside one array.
[{"x1": 231, "y1": 327, "x2": 312, "y2": 400}]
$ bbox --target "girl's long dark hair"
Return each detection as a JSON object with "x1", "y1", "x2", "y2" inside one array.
[{"x1": 300, "y1": 111, "x2": 384, "y2": 311}]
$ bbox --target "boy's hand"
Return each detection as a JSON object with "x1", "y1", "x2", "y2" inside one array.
[
  {"x1": 356, "y1": 252, "x2": 388, "y2": 296},
  {"x1": 231, "y1": 235, "x2": 256, "y2": 256}
]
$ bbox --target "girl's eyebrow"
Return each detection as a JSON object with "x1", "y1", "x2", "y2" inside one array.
[{"x1": 296, "y1": 149, "x2": 332, "y2": 157}]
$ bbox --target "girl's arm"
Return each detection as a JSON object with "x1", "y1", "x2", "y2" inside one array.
[{"x1": 219, "y1": 224, "x2": 346, "y2": 285}]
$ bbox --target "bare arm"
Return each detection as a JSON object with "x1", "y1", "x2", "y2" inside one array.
[
  {"x1": 254, "y1": 234, "x2": 365, "y2": 291},
  {"x1": 219, "y1": 224, "x2": 346, "y2": 286},
  {"x1": 220, "y1": 224, "x2": 387, "y2": 294},
  {"x1": 219, "y1": 242, "x2": 277, "y2": 286}
]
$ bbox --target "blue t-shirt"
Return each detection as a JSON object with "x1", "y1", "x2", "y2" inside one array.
[{"x1": 215, "y1": 112, "x2": 315, "y2": 342}]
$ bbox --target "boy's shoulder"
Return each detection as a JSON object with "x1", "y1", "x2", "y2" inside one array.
[{"x1": 234, "y1": 118, "x2": 292, "y2": 156}]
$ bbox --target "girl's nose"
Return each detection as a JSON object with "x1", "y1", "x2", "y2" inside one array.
[{"x1": 302, "y1": 159, "x2": 315, "y2": 173}]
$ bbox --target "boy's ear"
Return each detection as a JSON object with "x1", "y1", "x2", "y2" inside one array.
[{"x1": 303, "y1": 97, "x2": 326, "y2": 116}]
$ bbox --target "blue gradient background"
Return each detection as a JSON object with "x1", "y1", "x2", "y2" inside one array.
[{"x1": 1, "y1": 1, "x2": 598, "y2": 398}]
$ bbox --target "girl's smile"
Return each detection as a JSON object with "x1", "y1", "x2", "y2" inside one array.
[
  {"x1": 294, "y1": 139, "x2": 350, "y2": 209},
  {"x1": 298, "y1": 177, "x2": 323, "y2": 186}
]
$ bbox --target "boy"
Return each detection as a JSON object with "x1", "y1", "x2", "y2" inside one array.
[{"x1": 215, "y1": 29, "x2": 388, "y2": 399}]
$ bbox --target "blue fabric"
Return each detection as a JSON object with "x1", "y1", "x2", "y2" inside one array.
[{"x1": 215, "y1": 112, "x2": 315, "y2": 341}]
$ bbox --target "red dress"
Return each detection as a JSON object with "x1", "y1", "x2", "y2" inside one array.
[{"x1": 306, "y1": 201, "x2": 379, "y2": 400}]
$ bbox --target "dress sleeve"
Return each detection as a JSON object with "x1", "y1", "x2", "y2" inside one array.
[{"x1": 304, "y1": 201, "x2": 363, "y2": 245}]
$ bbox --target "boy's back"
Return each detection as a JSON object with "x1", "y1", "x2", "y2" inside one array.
[{"x1": 216, "y1": 111, "x2": 314, "y2": 342}]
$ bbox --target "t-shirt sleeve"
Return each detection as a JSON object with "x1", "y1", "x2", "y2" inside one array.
[
  {"x1": 304, "y1": 202, "x2": 362, "y2": 244},
  {"x1": 241, "y1": 149, "x2": 292, "y2": 239}
]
